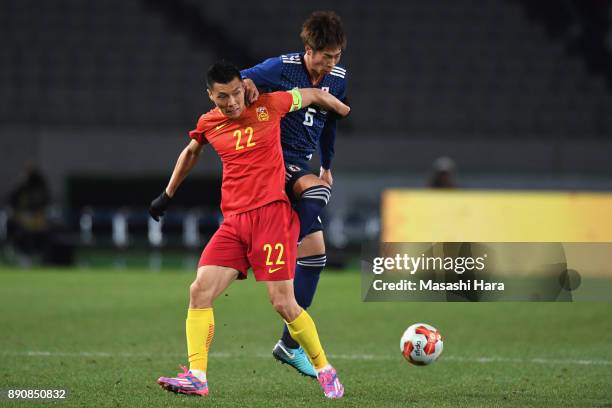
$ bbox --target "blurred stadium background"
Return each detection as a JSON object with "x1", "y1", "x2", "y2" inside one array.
[
  {"x1": 1, "y1": 0, "x2": 612, "y2": 266},
  {"x1": 2, "y1": 2, "x2": 612, "y2": 407}
]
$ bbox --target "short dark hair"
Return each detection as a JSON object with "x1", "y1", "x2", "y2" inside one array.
[
  {"x1": 300, "y1": 11, "x2": 346, "y2": 51},
  {"x1": 206, "y1": 61, "x2": 242, "y2": 89}
]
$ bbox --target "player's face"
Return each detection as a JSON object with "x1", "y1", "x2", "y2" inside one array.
[
  {"x1": 306, "y1": 46, "x2": 342, "y2": 75},
  {"x1": 208, "y1": 78, "x2": 246, "y2": 119}
]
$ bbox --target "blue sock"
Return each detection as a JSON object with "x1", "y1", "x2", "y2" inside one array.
[
  {"x1": 296, "y1": 186, "x2": 331, "y2": 240},
  {"x1": 281, "y1": 254, "x2": 326, "y2": 349}
]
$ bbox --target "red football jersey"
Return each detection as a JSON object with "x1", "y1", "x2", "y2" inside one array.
[{"x1": 189, "y1": 91, "x2": 298, "y2": 216}]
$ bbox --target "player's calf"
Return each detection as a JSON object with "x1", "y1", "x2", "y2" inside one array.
[{"x1": 267, "y1": 280, "x2": 303, "y2": 322}]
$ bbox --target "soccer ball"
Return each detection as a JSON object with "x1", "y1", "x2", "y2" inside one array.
[{"x1": 400, "y1": 323, "x2": 444, "y2": 366}]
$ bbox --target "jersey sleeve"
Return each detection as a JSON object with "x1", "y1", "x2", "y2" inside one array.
[
  {"x1": 240, "y1": 57, "x2": 283, "y2": 90},
  {"x1": 269, "y1": 90, "x2": 302, "y2": 117},
  {"x1": 320, "y1": 76, "x2": 348, "y2": 169},
  {"x1": 319, "y1": 117, "x2": 337, "y2": 170},
  {"x1": 188, "y1": 115, "x2": 210, "y2": 145},
  {"x1": 337, "y1": 73, "x2": 347, "y2": 101}
]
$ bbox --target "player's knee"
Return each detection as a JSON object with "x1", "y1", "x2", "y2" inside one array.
[
  {"x1": 189, "y1": 281, "x2": 199, "y2": 297},
  {"x1": 298, "y1": 232, "x2": 326, "y2": 256},
  {"x1": 269, "y1": 296, "x2": 288, "y2": 314},
  {"x1": 317, "y1": 180, "x2": 331, "y2": 191},
  {"x1": 299, "y1": 183, "x2": 332, "y2": 210},
  {"x1": 189, "y1": 279, "x2": 214, "y2": 305},
  {"x1": 294, "y1": 175, "x2": 331, "y2": 198}
]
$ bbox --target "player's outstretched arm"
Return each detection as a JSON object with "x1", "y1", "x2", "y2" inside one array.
[
  {"x1": 149, "y1": 139, "x2": 204, "y2": 221},
  {"x1": 298, "y1": 88, "x2": 350, "y2": 118},
  {"x1": 165, "y1": 140, "x2": 204, "y2": 197}
]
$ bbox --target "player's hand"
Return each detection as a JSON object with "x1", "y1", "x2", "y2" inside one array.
[
  {"x1": 243, "y1": 78, "x2": 259, "y2": 105},
  {"x1": 149, "y1": 191, "x2": 171, "y2": 222},
  {"x1": 320, "y1": 167, "x2": 333, "y2": 186}
]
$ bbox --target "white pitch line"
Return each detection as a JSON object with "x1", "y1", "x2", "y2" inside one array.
[
  {"x1": 442, "y1": 355, "x2": 612, "y2": 366},
  {"x1": 1, "y1": 351, "x2": 611, "y2": 366}
]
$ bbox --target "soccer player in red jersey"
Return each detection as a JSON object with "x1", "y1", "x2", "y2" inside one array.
[{"x1": 149, "y1": 61, "x2": 349, "y2": 398}]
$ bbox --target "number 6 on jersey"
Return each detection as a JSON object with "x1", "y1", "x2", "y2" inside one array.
[{"x1": 302, "y1": 107, "x2": 316, "y2": 127}]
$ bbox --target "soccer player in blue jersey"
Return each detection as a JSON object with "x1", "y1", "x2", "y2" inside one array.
[{"x1": 241, "y1": 11, "x2": 348, "y2": 378}]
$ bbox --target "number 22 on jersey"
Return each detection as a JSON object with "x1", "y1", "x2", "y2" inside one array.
[
  {"x1": 233, "y1": 127, "x2": 256, "y2": 150},
  {"x1": 263, "y1": 243, "x2": 285, "y2": 274}
]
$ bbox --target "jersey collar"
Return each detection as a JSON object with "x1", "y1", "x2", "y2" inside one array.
[{"x1": 300, "y1": 53, "x2": 326, "y2": 87}]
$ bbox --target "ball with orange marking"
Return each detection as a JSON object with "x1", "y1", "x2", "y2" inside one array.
[{"x1": 400, "y1": 323, "x2": 444, "y2": 366}]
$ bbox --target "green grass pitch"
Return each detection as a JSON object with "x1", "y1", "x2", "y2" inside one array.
[{"x1": 0, "y1": 268, "x2": 611, "y2": 407}]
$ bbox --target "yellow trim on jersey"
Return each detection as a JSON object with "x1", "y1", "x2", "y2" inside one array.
[{"x1": 289, "y1": 88, "x2": 302, "y2": 112}]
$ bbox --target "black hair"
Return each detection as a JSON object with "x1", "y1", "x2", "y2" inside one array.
[
  {"x1": 206, "y1": 60, "x2": 242, "y2": 89},
  {"x1": 300, "y1": 11, "x2": 347, "y2": 51}
]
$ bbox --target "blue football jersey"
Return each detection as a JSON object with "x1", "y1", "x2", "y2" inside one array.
[{"x1": 241, "y1": 53, "x2": 347, "y2": 169}]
